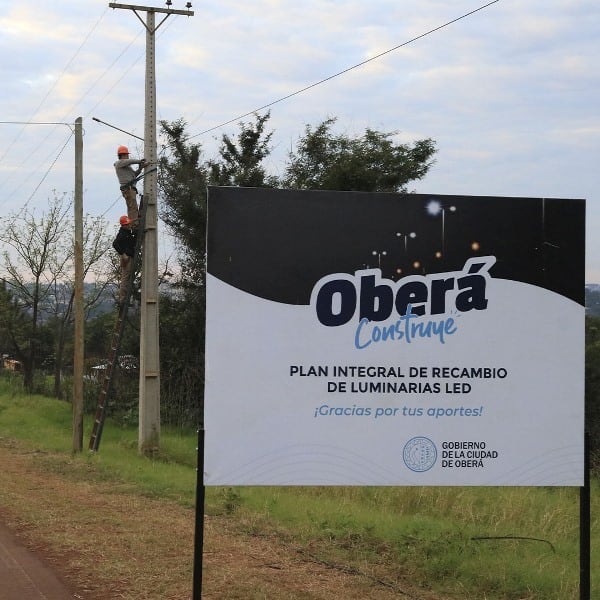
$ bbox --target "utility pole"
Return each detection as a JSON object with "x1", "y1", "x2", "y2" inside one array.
[
  {"x1": 108, "y1": 2, "x2": 194, "y2": 456},
  {"x1": 72, "y1": 116, "x2": 84, "y2": 452}
]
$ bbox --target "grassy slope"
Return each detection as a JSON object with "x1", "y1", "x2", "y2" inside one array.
[{"x1": 0, "y1": 381, "x2": 598, "y2": 599}]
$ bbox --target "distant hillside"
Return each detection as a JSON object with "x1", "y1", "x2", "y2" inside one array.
[
  {"x1": 586, "y1": 285, "x2": 600, "y2": 316},
  {"x1": 12, "y1": 280, "x2": 600, "y2": 318}
]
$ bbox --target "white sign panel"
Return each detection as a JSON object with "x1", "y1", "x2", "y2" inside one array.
[{"x1": 204, "y1": 188, "x2": 585, "y2": 486}]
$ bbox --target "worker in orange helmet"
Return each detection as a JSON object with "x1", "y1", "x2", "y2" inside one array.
[
  {"x1": 114, "y1": 145, "x2": 147, "y2": 227},
  {"x1": 112, "y1": 215, "x2": 137, "y2": 307}
]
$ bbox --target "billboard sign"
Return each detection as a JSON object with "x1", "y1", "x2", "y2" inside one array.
[{"x1": 204, "y1": 187, "x2": 585, "y2": 486}]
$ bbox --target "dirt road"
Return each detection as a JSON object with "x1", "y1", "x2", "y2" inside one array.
[
  {"x1": 0, "y1": 519, "x2": 79, "y2": 599},
  {"x1": 0, "y1": 442, "x2": 446, "y2": 599}
]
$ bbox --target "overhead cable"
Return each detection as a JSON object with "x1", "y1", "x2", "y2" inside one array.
[
  {"x1": 0, "y1": 130, "x2": 74, "y2": 214},
  {"x1": 186, "y1": 0, "x2": 501, "y2": 140},
  {"x1": 0, "y1": 7, "x2": 108, "y2": 167}
]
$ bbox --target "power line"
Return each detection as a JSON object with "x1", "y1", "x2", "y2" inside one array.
[
  {"x1": 0, "y1": 12, "x2": 175, "y2": 205},
  {"x1": 83, "y1": 30, "x2": 144, "y2": 119},
  {"x1": 12, "y1": 27, "x2": 142, "y2": 160},
  {"x1": 0, "y1": 7, "x2": 111, "y2": 199},
  {"x1": 0, "y1": 7, "x2": 109, "y2": 166},
  {"x1": 0, "y1": 4, "x2": 174, "y2": 207},
  {"x1": 0, "y1": 10, "x2": 146, "y2": 207},
  {"x1": 186, "y1": 0, "x2": 501, "y2": 140},
  {"x1": 23, "y1": 131, "x2": 74, "y2": 207},
  {"x1": 84, "y1": 15, "x2": 176, "y2": 121},
  {"x1": 0, "y1": 130, "x2": 74, "y2": 215},
  {"x1": 0, "y1": 121, "x2": 75, "y2": 127},
  {"x1": 0, "y1": 122, "x2": 76, "y2": 212}
]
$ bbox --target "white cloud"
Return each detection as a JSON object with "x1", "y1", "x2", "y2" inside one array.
[{"x1": 0, "y1": 0, "x2": 597, "y2": 279}]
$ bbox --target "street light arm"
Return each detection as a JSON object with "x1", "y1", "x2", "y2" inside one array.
[{"x1": 92, "y1": 116, "x2": 144, "y2": 141}]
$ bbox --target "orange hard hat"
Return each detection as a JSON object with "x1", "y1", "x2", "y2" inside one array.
[
  {"x1": 117, "y1": 145, "x2": 129, "y2": 155},
  {"x1": 119, "y1": 215, "x2": 132, "y2": 226}
]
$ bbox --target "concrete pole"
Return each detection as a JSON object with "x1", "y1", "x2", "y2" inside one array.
[
  {"x1": 72, "y1": 116, "x2": 84, "y2": 452},
  {"x1": 108, "y1": 3, "x2": 194, "y2": 456},
  {"x1": 139, "y1": 8, "x2": 160, "y2": 456}
]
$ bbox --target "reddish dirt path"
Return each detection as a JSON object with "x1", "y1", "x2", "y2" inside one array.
[
  {"x1": 0, "y1": 443, "x2": 448, "y2": 599},
  {"x1": 0, "y1": 520, "x2": 79, "y2": 599}
]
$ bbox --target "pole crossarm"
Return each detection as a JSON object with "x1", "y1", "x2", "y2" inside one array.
[
  {"x1": 109, "y1": 2, "x2": 194, "y2": 32},
  {"x1": 108, "y1": 3, "x2": 194, "y2": 16}
]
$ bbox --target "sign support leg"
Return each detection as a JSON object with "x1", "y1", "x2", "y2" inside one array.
[
  {"x1": 193, "y1": 427, "x2": 205, "y2": 599},
  {"x1": 579, "y1": 430, "x2": 590, "y2": 600}
]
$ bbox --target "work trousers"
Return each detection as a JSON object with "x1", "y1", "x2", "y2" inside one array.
[
  {"x1": 121, "y1": 186, "x2": 139, "y2": 225},
  {"x1": 119, "y1": 254, "x2": 133, "y2": 303}
]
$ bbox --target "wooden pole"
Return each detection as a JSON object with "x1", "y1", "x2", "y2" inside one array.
[{"x1": 72, "y1": 116, "x2": 84, "y2": 452}]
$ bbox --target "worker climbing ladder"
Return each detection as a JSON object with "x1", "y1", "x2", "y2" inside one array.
[{"x1": 88, "y1": 195, "x2": 148, "y2": 451}]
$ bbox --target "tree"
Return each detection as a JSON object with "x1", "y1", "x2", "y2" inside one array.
[
  {"x1": 44, "y1": 214, "x2": 112, "y2": 398},
  {"x1": 157, "y1": 114, "x2": 277, "y2": 425},
  {"x1": 158, "y1": 292, "x2": 203, "y2": 427},
  {"x1": 159, "y1": 118, "x2": 209, "y2": 287},
  {"x1": 0, "y1": 195, "x2": 112, "y2": 394},
  {"x1": 159, "y1": 112, "x2": 437, "y2": 285},
  {"x1": 0, "y1": 280, "x2": 29, "y2": 363},
  {"x1": 0, "y1": 195, "x2": 71, "y2": 391},
  {"x1": 156, "y1": 113, "x2": 437, "y2": 427},
  {"x1": 283, "y1": 117, "x2": 436, "y2": 192},
  {"x1": 159, "y1": 113, "x2": 277, "y2": 286},
  {"x1": 208, "y1": 112, "x2": 278, "y2": 188}
]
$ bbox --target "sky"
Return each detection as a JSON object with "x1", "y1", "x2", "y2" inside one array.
[{"x1": 0, "y1": 0, "x2": 598, "y2": 281}]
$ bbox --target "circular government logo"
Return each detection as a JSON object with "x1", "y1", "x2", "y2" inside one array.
[{"x1": 403, "y1": 437, "x2": 437, "y2": 472}]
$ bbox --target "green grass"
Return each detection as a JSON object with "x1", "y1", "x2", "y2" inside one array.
[
  {"x1": 0, "y1": 377, "x2": 198, "y2": 505},
  {"x1": 227, "y1": 485, "x2": 590, "y2": 598},
  {"x1": 0, "y1": 378, "x2": 598, "y2": 599}
]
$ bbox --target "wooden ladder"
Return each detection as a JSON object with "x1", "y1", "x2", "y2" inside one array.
[{"x1": 89, "y1": 197, "x2": 147, "y2": 451}]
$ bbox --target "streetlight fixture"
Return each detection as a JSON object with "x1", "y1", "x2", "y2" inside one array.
[
  {"x1": 395, "y1": 231, "x2": 417, "y2": 254},
  {"x1": 426, "y1": 199, "x2": 456, "y2": 264},
  {"x1": 372, "y1": 250, "x2": 387, "y2": 269},
  {"x1": 394, "y1": 232, "x2": 416, "y2": 279}
]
